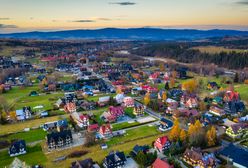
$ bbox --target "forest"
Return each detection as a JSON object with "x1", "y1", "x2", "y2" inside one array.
[{"x1": 131, "y1": 42, "x2": 248, "y2": 70}]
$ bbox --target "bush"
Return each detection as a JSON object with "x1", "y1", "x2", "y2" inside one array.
[
  {"x1": 67, "y1": 150, "x2": 88, "y2": 158},
  {"x1": 0, "y1": 140, "x2": 10, "y2": 149}
]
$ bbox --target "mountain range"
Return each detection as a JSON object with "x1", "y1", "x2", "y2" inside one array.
[{"x1": 1, "y1": 28, "x2": 248, "y2": 40}]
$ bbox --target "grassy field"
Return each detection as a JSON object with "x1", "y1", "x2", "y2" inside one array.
[
  {"x1": 235, "y1": 84, "x2": 248, "y2": 102},
  {"x1": 3, "y1": 85, "x2": 39, "y2": 104},
  {"x1": 192, "y1": 46, "x2": 247, "y2": 54},
  {"x1": 0, "y1": 115, "x2": 68, "y2": 135},
  {"x1": 112, "y1": 121, "x2": 140, "y2": 131},
  {"x1": 0, "y1": 144, "x2": 47, "y2": 168},
  {"x1": 106, "y1": 125, "x2": 160, "y2": 146},
  {"x1": 44, "y1": 127, "x2": 167, "y2": 168},
  {"x1": 15, "y1": 92, "x2": 63, "y2": 111},
  {"x1": 0, "y1": 129, "x2": 46, "y2": 143}
]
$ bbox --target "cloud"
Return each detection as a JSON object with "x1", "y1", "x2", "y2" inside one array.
[
  {"x1": 236, "y1": 0, "x2": 248, "y2": 5},
  {"x1": 97, "y1": 18, "x2": 112, "y2": 21},
  {"x1": 72, "y1": 19, "x2": 95, "y2": 23},
  {"x1": 0, "y1": 24, "x2": 18, "y2": 29},
  {"x1": 109, "y1": 1, "x2": 136, "y2": 6},
  {"x1": 0, "y1": 18, "x2": 10, "y2": 20}
]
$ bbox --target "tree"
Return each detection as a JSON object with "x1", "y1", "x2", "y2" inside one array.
[
  {"x1": 234, "y1": 73, "x2": 239, "y2": 83},
  {"x1": 165, "y1": 82, "x2": 170, "y2": 90},
  {"x1": 206, "y1": 126, "x2": 217, "y2": 147},
  {"x1": 182, "y1": 80, "x2": 198, "y2": 93},
  {"x1": 159, "y1": 63, "x2": 165, "y2": 71},
  {"x1": 180, "y1": 129, "x2": 187, "y2": 142},
  {"x1": 199, "y1": 101, "x2": 206, "y2": 112},
  {"x1": 169, "y1": 119, "x2": 181, "y2": 141},
  {"x1": 84, "y1": 132, "x2": 96, "y2": 147},
  {"x1": 194, "y1": 120, "x2": 202, "y2": 132},
  {"x1": 188, "y1": 124, "x2": 195, "y2": 137},
  {"x1": 144, "y1": 93, "x2": 150, "y2": 106},
  {"x1": 170, "y1": 78, "x2": 175, "y2": 88},
  {"x1": 162, "y1": 91, "x2": 167, "y2": 102},
  {"x1": 135, "y1": 151, "x2": 147, "y2": 167}
]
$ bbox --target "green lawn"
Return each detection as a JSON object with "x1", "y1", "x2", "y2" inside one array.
[
  {"x1": 0, "y1": 129, "x2": 46, "y2": 143},
  {"x1": 0, "y1": 144, "x2": 47, "y2": 168},
  {"x1": 112, "y1": 121, "x2": 141, "y2": 131},
  {"x1": 15, "y1": 92, "x2": 63, "y2": 111},
  {"x1": 235, "y1": 84, "x2": 248, "y2": 102},
  {"x1": 3, "y1": 85, "x2": 39, "y2": 104},
  {"x1": 124, "y1": 107, "x2": 136, "y2": 118},
  {"x1": 106, "y1": 125, "x2": 160, "y2": 146}
]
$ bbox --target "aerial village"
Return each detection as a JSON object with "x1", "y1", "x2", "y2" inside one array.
[{"x1": 0, "y1": 40, "x2": 248, "y2": 168}]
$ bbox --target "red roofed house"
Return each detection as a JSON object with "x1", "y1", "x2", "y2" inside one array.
[
  {"x1": 123, "y1": 97, "x2": 134, "y2": 107},
  {"x1": 99, "y1": 124, "x2": 112, "y2": 139},
  {"x1": 224, "y1": 90, "x2": 240, "y2": 102},
  {"x1": 152, "y1": 158, "x2": 174, "y2": 168},
  {"x1": 79, "y1": 114, "x2": 90, "y2": 128},
  {"x1": 108, "y1": 106, "x2": 124, "y2": 118},
  {"x1": 154, "y1": 136, "x2": 171, "y2": 152},
  {"x1": 64, "y1": 102, "x2": 76, "y2": 113},
  {"x1": 87, "y1": 124, "x2": 99, "y2": 132}
]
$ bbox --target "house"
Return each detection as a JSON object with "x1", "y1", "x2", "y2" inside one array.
[
  {"x1": 224, "y1": 101, "x2": 245, "y2": 114},
  {"x1": 219, "y1": 143, "x2": 248, "y2": 168},
  {"x1": 132, "y1": 145, "x2": 149, "y2": 156},
  {"x1": 152, "y1": 158, "x2": 174, "y2": 168},
  {"x1": 98, "y1": 96, "x2": 110, "y2": 107},
  {"x1": 209, "y1": 106, "x2": 225, "y2": 116},
  {"x1": 15, "y1": 107, "x2": 32, "y2": 121},
  {"x1": 180, "y1": 94, "x2": 198, "y2": 108},
  {"x1": 103, "y1": 151, "x2": 127, "y2": 168},
  {"x1": 102, "y1": 106, "x2": 124, "y2": 122},
  {"x1": 168, "y1": 89, "x2": 183, "y2": 100},
  {"x1": 57, "y1": 119, "x2": 69, "y2": 132},
  {"x1": 115, "y1": 93, "x2": 125, "y2": 104},
  {"x1": 183, "y1": 147, "x2": 216, "y2": 168},
  {"x1": 43, "y1": 121, "x2": 57, "y2": 131},
  {"x1": 71, "y1": 158, "x2": 100, "y2": 168},
  {"x1": 154, "y1": 136, "x2": 171, "y2": 152},
  {"x1": 64, "y1": 102, "x2": 77, "y2": 113},
  {"x1": 99, "y1": 124, "x2": 112, "y2": 139},
  {"x1": 223, "y1": 90, "x2": 239, "y2": 102},
  {"x1": 88, "y1": 124, "x2": 99, "y2": 132},
  {"x1": 46, "y1": 130, "x2": 73, "y2": 149},
  {"x1": 70, "y1": 112, "x2": 89, "y2": 128},
  {"x1": 177, "y1": 108, "x2": 199, "y2": 118},
  {"x1": 226, "y1": 123, "x2": 248, "y2": 139},
  {"x1": 29, "y1": 91, "x2": 38, "y2": 96},
  {"x1": 159, "y1": 118, "x2": 173, "y2": 131},
  {"x1": 9, "y1": 140, "x2": 27, "y2": 157},
  {"x1": 123, "y1": 97, "x2": 134, "y2": 107},
  {"x1": 133, "y1": 105, "x2": 144, "y2": 116},
  {"x1": 212, "y1": 96, "x2": 223, "y2": 106},
  {"x1": 207, "y1": 82, "x2": 219, "y2": 90}
]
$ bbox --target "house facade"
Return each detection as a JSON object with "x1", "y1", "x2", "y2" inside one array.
[
  {"x1": 154, "y1": 136, "x2": 171, "y2": 152},
  {"x1": 99, "y1": 124, "x2": 113, "y2": 139},
  {"x1": 46, "y1": 130, "x2": 73, "y2": 149},
  {"x1": 103, "y1": 151, "x2": 127, "y2": 168},
  {"x1": 9, "y1": 140, "x2": 27, "y2": 157},
  {"x1": 226, "y1": 123, "x2": 248, "y2": 139}
]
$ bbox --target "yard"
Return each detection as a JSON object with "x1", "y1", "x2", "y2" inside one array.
[
  {"x1": 44, "y1": 129, "x2": 167, "y2": 168},
  {"x1": 0, "y1": 114, "x2": 68, "y2": 136},
  {"x1": 235, "y1": 84, "x2": 248, "y2": 102},
  {"x1": 0, "y1": 144, "x2": 47, "y2": 168},
  {"x1": 0, "y1": 129, "x2": 46, "y2": 144},
  {"x1": 106, "y1": 125, "x2": 161, "y2": 146},
  {"x1": 14, "y1": 92, "x2": 63, "y2": 111}
]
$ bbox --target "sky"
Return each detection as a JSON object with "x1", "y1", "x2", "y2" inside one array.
[{"x1": 0, "y1": 0, "x2": 248, "y2": 33}]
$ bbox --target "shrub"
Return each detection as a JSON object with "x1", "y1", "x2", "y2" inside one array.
[{"x1": 67, "y1": 150, "x2": 88, "y2": 158}]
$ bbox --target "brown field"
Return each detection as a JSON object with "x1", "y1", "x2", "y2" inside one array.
[{"x1": 192, "y1": 46, "x2": 247, "y2": 54}]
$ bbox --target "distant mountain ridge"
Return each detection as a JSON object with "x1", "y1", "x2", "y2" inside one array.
[{"x1": 1, "y1": 28, "x2": 248, "y2": 40}]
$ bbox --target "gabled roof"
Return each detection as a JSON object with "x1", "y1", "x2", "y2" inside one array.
[
  {"x1": 152, "y1": 158, "x2": 174, "y2": 168},
  {"x1": 156, "y1": 136, "x2": 169, "y2": 146},
  {"x1": 105, "y1": 151, "x2": 126, "y2": 165}
]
